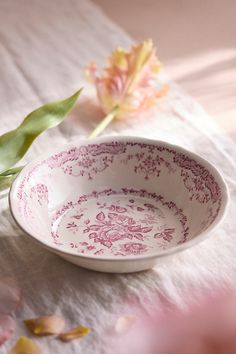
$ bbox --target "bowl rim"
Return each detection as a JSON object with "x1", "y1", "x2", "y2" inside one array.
[{"x1": 9, "y1": 135, "x2": 230, "y2": 262}]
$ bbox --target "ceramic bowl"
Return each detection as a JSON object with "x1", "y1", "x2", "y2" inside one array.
[{"x1": 9, "y1": 136, "x2": 229, "y2": 273}]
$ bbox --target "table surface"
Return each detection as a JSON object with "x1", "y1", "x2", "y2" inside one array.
[
  {"x1": 94, "y1": 0, "x2": 236, "y2": 140},
  {"x1": 0, "y1": 1, "x2": 235, "y2": 353}
]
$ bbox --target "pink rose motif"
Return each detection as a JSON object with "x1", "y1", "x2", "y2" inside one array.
[
  {"x1": 90, "y1": 224, "x2": 128, "y2": 248},
  {"x1": 84, "y1": 210, "x2": 152, "y2": 248},
  {"x1": 119, "y1": 242, "x2": 148, "y2": 255}
]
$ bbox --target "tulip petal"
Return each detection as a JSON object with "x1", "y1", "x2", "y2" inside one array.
[
  {"x1": 132, "y1": 39, "x2": 153, "y2": 73},
  {"x1": 109, "y1": 48, "x2": 128, "y2": 71},
  {"x1": 24, "y1": 315, "x2": 65, "y2": 336},
  {"x1": 85, "y1": 63, "x2": 97, "y2": 83},
  {"x1": 114, "y1": 315, "x2": 137, "y2": 335},
  {"x1": 0, "y1": 278, "x2": 21, "y2": 315},
  {"x1": 0, "y1": 314, "x2": 15, "y2": 346},
  {"x1": 58, "y1": 326, "x2": 91, "y2": 342},
  {"x1": 8, "y1": 336, "x2": 43, "y2": 354}
]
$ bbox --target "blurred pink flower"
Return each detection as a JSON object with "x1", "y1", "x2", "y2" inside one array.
[
  {"x1": 112, "y1": 289, "x2": 236, "y2": 354},
  {"x1": 86, "y1": 39, "x2": 168, "y2": 137}
]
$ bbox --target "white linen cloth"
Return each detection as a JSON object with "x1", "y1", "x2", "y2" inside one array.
[{"x1": 0, "y1": 0, "x2": 235, "y2": 353}]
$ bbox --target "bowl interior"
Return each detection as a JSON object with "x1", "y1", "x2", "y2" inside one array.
[{"x1": 11, "y1": 138, "x2": 226, "y2": 258}]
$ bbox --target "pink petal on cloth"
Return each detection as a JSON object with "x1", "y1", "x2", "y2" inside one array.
[
  {"x1": 0, "y1": 314, "x2": 15, "y2": 346},
  {"x1": 0, "y1": 278, "x2": 21, "y2": 314}
]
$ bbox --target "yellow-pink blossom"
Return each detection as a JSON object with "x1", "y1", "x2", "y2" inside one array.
[{"x1": 86, "y1": 39, "x2": 168, "y2": 121}]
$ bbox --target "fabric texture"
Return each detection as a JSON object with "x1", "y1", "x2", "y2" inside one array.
[{"x1": 0, "y1": 0, "x2": 235, "y2": 353}]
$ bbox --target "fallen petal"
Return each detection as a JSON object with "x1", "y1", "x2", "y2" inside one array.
[
  {"x1": 0, "y1": 278, "x2": 21, "y2": 315},
  {"x1": 58, "y1": 326, "x2": 91, "y2": 342},
  {"x1": 0, "y1": 314, "x2": 15, "y2": 346},
  {"x1": 114, "y1": 315, "x2": 137, "y2": 335},
  {"x1": 24, "y1": 315, "x2": 65, "y2": 336},
  {"x1": 8, "y1": 336, "x2": 43, "y2": 354}
]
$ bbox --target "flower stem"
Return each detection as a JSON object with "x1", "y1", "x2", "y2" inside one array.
[{"x1": 88, "y1": 105, "x2": 119, "y2": 139}]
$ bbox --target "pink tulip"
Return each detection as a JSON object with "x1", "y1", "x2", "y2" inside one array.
[{"x1": 86, "y1": 39, "x2": 168, "y2": 138}]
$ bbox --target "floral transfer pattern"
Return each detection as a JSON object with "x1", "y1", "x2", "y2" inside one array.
[
  {"x1": 15, "y1": 141, "x2": 223, "y2": 256},
  {"x1": 83, "y1": 210, "x2": 153, "y2": 248},
  {"x1": 121, "y1": 152, "x2": 175, "y2": 180},
  {"x1": 46, "y1": 143, "x2": 126, "y2": 180},
  {"x1": 50, "y1": 188, "x2": 189, "y2": 257},
  {"x1": 118, "y1": 243, "x2": 148, "y2": 256},
  {"x1": 154, "y1": 228, "x2": 175, "y2": 242},
  {"x1": 30, "y1": 184, "x2": 48, "y2": 206},
  {"x1": 43, "y1": 141, "x2": 222, "y2": 227},
  {"x1": 18, "y1": 141, "x2": 221, "y2": 204}
]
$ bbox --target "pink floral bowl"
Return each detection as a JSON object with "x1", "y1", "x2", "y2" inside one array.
[{"x1": 9, "y1": 136, "x2": 229, "y2": 273}]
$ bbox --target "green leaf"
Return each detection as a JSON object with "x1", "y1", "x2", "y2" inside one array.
[
  {"x1": 0, "y1": 166, "x2": 24, "y2": 176},
  {"x1": 0, "y1": 173, "x2": 19, "y2": 191},
  {"x1": 0, "y1": 89, "x2": 82, "y2": 174},
  {"x1": 0, "y1": 166, "x2": 24, "y2": 191}
]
